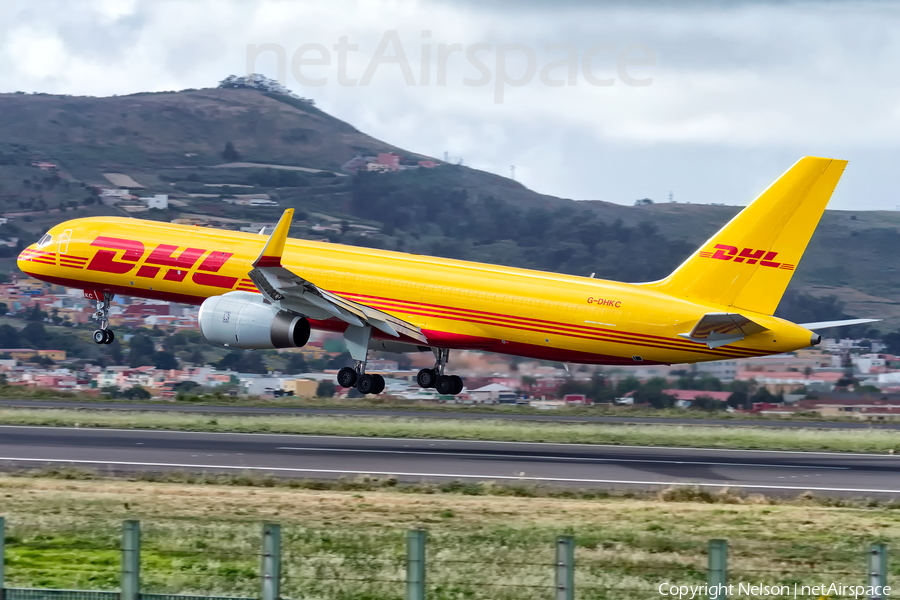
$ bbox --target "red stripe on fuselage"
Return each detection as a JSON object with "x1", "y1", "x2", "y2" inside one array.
[
  {"x1": 20, "y1": 271, "x2": 768, "y2": 363},
  {"x1": 335, "y1": 291, "x2": 769, "y2": 358}
]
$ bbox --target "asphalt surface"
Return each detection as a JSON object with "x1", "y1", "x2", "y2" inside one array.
[
  {"x1": 0, "y1": 399, "x2": 897, "y2": 429},
  {"x1": 1, "y1": 425, "x2": 898, "y2": 497}
]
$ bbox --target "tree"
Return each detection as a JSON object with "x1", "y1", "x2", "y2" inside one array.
[
  {"x1": 29, "y1": 354, "x2": 54, "y2": 367},
  {"x1": 24, "y1": 304, "x2": 46, "y2": 322},
  {"x1": 21, "y1": 322, "x2": 47, "y2": 349},
  {"x1": 154, "y1": 351, "x2": 179, "y2": 370},
  {"x1": 327, "y1": 352, "x2": 354, "y2": 369},
  {"x1": 189, "y1": 350, "x2": 205, "y2": 365},
  {"x1": 727, "y1": 390, "x2": 749, "y2": 409},
  {"x1": 122, "y1": 385, "x2": 151, "y2": 400},
  {"x1": 0, "y1": 324, "x2": 20, "y2": 348},
  {"x1": 101, "y1": 385, "x2": 121, "y2": 398},
  {"x1": 883, "y1": 330, "x2": 900, "y2": 355},
  {"x1": 128, "y1": 334, "x2": 156, "y2": 367},
  {"x1": 240, "y1": 352, "x2": 267, "y2": 374},
  {"x1": 222, "y1": 141, "x2": 240, "y2": 161},
  {"x1": 285, "y1": 353, "x2": 308, "y2": 373},
  {"x1": 316, "y1": 381, "x2": 336, "y2": 398},
  {"x1": 0, "y1": 302, "x2": 8, "y2": 315}
]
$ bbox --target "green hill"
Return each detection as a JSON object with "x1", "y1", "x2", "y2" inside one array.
[{"x1": 0, "y1": 85, "x2": 898, "y2": 329}]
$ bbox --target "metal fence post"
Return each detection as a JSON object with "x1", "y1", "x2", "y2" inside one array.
[
  {"x1": 555, "y1": 536, "x2": 575, "y2": 600},
  {"x1": 869, "y1": 543, "x2": 888, "y2": 600},
  {"x1": 261, "y1": 523, "x2": 281, "y2": 600},
  {"x1": 0, "y1": 516, "x2": 5, "y2": 600},
  {"x1": 708, "y1": 539, "x2": 728, "y2": 600},
  {"x1": 121, "y1": 520, "x2": 140, "y2": 600},
  {"x1": 406, "y1": 529, "x2": 426, "y2": 600}
]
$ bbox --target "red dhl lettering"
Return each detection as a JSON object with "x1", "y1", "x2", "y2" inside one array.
[
  {"x1": 192, "y1": 251, "x2": 238, "y2": 288},
  {"x1": 136, "y1": 244, "x2": 206, "y2": 282},
  {"x1": 87, "y1": 237, "x2": 144, "y2": 274},
  {"x1": 587, "y1": 297, "x2": 622, "y2": 308},
  {"x1": 703, "y1": 244, "x2": 793, "y2": 270},
  {"x1": 85, "y1": 236, "x2": 239, "y2": 289}
]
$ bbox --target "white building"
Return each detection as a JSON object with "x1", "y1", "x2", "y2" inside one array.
[
  {"x1": 147, "y1": 194, "x2": 169, "y2": 210},
  {"x1": 468, "y1": 383, "x2": 514, "y2": 403}
]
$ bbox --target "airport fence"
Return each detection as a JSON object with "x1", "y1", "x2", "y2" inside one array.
[{"x1": 0, "y1": 516, "x2": 892, "y2": 600}]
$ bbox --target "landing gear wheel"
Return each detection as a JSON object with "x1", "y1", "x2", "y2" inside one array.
[
  {"x1": 450, "y1": 375, "x2": 464, "y2": 395},
  {"x1": 93, "y1": 330, "x2": 109, "y2": 345},
  {"x1": 370, "y1": 374, "x2": 385, "y2": 395},
  {"x1": 417, "y1": 368, "x2": 437, "y2": 389},
  {"x1": 356, "y1": 374, "x2": 375, "y2": 395},
  {"x1": 104, "y1": 330, "x2": 115, "y2": 344},
  {"x1": 436, "y1": 375, "x2": 454, "y2": 395},
  {"x1": 337, "y1": 367, "x2": 358, "y2": 388}
]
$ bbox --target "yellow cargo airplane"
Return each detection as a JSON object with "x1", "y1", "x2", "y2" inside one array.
[{"x1": 17, "y1": 157, "x2": 876, "y2": 395}]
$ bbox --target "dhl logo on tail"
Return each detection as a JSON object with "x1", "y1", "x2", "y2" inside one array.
[{"x1": 698, "y1": 244, "x2": 795, "y2": 271}]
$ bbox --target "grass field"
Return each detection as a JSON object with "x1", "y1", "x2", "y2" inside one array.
[
  {"x1": 0, "y1": 408, "x2": 898, "y2": 453},
  {"x1": 1, "y1": 475, "x2": 897, "y2": 599},
  {"x1": 0, "y1": 393, "x2": 852, "y2": 421}
]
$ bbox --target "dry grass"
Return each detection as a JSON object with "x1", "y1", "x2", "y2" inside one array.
[{"x1": 1, "y1": 476, "x2": 898, "y2": 599}]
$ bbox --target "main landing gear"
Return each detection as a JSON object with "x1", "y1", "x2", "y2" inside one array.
[
  {"x1": 417, "y1": 348, "x2": 464, "y2": 395},
  {"x1": 337, "y1": 365, "x2": 386, "y2": 395},
  {"x1": 92, "y1": 292, "x2": 115, "y2": 345},
  {"x1": 335, "y1": 324, "x2": 387, "y2": 396}
]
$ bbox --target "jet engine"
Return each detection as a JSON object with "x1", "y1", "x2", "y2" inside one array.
[{"x1": 198, "y1": 291, "x2": 310, "y2": 349}]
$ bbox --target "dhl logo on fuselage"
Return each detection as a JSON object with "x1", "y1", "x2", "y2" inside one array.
[
  {"x1": 698, "y1": 244, "x2": 795, "y2": 271},
  {"x1": 57, "y1": 236, "x2": 259, "y2": 292}
]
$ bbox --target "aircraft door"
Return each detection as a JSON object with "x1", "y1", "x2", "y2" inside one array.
[{"x1": 57, "y1": 229, "x2": 72, "y2": 255}]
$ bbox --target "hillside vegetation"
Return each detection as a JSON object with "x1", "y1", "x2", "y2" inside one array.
[{"x1": 0, "y1": 84, "x2": 898, "y2": 327}]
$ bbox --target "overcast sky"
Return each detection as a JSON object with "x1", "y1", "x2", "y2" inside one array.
[{"x1": 3, "y1": 0, "x2": 900, "y2": 210}]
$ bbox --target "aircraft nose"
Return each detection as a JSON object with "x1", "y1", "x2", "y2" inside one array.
[{"x1": 17, "y1": 245, "x2": 35, "y2": 270}]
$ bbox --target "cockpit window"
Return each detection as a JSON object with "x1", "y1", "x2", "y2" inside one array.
[{"x1": 36, "y1": 233, "x2": 52, "y2": 248}]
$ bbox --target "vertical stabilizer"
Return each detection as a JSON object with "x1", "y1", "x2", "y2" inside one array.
[{"x1": 643, "y1": 157, "x2": 847, "y2": 315}]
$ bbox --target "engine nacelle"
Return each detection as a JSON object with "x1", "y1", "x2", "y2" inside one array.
[{"x1": 198, "y1": 292, "x2": 311, "y2": 349}]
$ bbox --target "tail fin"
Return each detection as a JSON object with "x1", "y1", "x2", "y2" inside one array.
[{"x1": 644, "y1": 157, "x2": 847, "y2": 315}]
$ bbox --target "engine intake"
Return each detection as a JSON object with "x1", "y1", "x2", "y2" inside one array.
[{"x1": 198, "y1": 292, "x2": 310, "y2": 349}]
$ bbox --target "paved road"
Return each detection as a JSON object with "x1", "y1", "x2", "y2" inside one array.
[
  {"x1": 0, "y1": 400, "x2": 895, "y2": 430},
  {"x1": 1, "y1": 425, "x2": 898, "y2": 497}
]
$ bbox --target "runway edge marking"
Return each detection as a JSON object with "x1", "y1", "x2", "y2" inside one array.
[{"x1": 0, "y1": 457, "x2": 894, "y2": 494}]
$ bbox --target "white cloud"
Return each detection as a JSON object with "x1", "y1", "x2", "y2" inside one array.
[{"x1": 2, "y1": 0, "x2": 900, "y2": 210}]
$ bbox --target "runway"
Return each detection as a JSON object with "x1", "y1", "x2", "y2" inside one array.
[
  {"x1": 0, "y1": 425, "x2": 898, "y2": 497},
  {"x1": 1, "y1": 400, "x2": 896, "y2": 430}
]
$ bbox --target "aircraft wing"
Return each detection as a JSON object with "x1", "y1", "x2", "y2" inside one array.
[
  {"x1": 678, "y1": 312, "x2": 769, "y2": 349},
  {"x1": 247, "y1": 209, "x2": 428, "y2": 345}
]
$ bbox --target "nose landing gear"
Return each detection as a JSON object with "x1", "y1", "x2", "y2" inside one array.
[{"x1": 90, "y1": 291, "x2": 115, "y2": 345}]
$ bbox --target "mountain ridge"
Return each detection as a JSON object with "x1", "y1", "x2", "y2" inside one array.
[{"x1": 0, "y1": 86, "x2": 897, "y2": 328}]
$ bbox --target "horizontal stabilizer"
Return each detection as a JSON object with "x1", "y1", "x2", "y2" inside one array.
[
  {"x1": 679, "y1": 312, "x2": 768, "y2": 349},
  {"x1": 799, "y1": 318, "x2": 881, "y2": 330}
]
